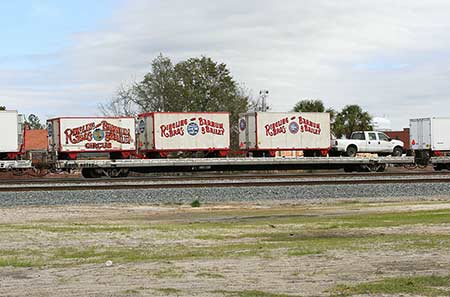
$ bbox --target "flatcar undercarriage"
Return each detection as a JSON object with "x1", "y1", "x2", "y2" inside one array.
[{"x1": 54, "y1": 157, "x2": 415, "y2": 178}]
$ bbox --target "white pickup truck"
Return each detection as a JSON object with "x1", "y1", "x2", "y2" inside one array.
[{"x1": 330, "y1": 131, "x2": 404, "y2": 157}]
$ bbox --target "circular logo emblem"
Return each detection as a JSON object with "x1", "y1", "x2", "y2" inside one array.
[
  {"x1": 239, "y1": 119, "x2": 247, "y2": 131},
  {"x1": 93, "y1": 128, "x2": 105, "y2": 141},
  {"x1": 289, "y1": 122, "x2": 299, "y2": 134},
  {"x1": 187, "y1": 122, "x2": 199, "y2": 136},
  {"x1": 139, "y1": 120, "x2": 145, "y2": 134}
]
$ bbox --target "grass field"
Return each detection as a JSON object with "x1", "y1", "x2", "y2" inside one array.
[{"x1": 1, "y1": 199, "x2": 450, "y2": 296}]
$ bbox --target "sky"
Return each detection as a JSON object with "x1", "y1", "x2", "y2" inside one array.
[{"x1": 2, "y1": 0, "x2": 450, "y2": 129}]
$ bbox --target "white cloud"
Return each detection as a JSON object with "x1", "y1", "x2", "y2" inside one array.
[{"x1": 3, "y1": 0, "x2": 450, "y2": 128}]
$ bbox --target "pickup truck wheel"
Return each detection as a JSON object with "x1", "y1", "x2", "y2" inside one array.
[
  {"x1": 392, "y1": 146, "x2": 403, "y2": 157},
  {"x1": 346, "y1": 146, "x2": 357, "y2": 157}
]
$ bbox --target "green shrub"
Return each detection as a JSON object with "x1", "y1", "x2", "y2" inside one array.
[{"x1": 190, "y1": 199, "x2": 201, "y2": 208}]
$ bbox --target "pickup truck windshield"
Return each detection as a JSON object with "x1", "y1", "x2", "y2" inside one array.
[
  {"x1": 378, "y1": 132, "x2": 389, "y2": 141},
  {"x1": 351, "y1": 132, "x2": 365, "y2": 140}
]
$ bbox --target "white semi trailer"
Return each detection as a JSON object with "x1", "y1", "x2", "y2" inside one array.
[{"x1": 410, "y1": 117, "x2": 450, "y2": 168}]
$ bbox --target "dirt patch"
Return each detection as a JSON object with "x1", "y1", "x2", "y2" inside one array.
[{"x1": 1, "y1": 200, "x2": 450, "y2": 296}]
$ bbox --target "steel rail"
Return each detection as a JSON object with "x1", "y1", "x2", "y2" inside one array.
[
  {"x1": 0, "y1": 176, "x2": 449, "y2": 192},
  {"x1": 0, "y1": 170, "x2": 446, "y2": 185}
]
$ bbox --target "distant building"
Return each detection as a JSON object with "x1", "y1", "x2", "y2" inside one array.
[
  {"x1": 383, "y1": 128, "x2": 410, "y2": 151},
  {"x1": 372, "y1": 117, "x2": 392, "y2": 131},
  {"x1": 24, "y1": 129, "x2": 47, "y2": 164}
]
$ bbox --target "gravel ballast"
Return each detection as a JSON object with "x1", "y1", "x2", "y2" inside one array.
[{"x1": 0, "y1": 182, "x2": 450, "y2": 207}]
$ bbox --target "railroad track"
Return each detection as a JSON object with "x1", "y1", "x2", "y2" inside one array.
[
  {"x1": 0, "y1": 173, "x2": 449, "y2": 192},
  {"x1": 0, "y1": 170, "x2": 446, "y2": 185}
]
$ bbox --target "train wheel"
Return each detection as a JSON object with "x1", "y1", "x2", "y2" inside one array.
[
  {"x1": 376, "y1": 164, "x2": 386, "y2": 172},
  {"x1": 106, "y1": 168, "x2": 129, "y2": 178},
  {"x1": 344, "y1": 165, "x2": 356, "y2": 172},
  {"x1": 108, "y1": 168, "x2": 120, "y2": 178},
  {"x1": 434, "y1": 164, "x2": 444, "y2": 171},
  {"x1": 119, "y1": 169, "x2": 130, "y2": 177},
  {"x1": 81, "y1": 169, "x2": 92, "y2": 178},
  {"x1": 81, "y1": 168, "x2": 102, "y2": 178}
]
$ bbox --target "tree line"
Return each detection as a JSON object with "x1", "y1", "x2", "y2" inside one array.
[
  {"x1": 101, "y1": 54, "x2": 372, "y2": 141},
  {"x1": 3, "y1": 54, "x2": 374, "y2": 138},
  {"x1": 99, "y1": 54, "x2": 250, "y2": 148},
  {"x1": 292, "y1": 99, "x2": 372, "y2": 138}
]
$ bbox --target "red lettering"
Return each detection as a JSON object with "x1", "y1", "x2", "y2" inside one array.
[
  {"x1": 160, "y1": 119, "x2": 188, "y2": 138},
  {"x1": 298, "y1": 116, "x2": 322, "y2": 135},
  {"x1": 64, "y1": 120, "x2": 132, "y2": 150},
  {"x1": 265, "y1": 117, "x2": 289, "y2": 136},
  {"x1": 85, "y1": 142, "x2": 113, "y2": 150},
  {"x1": 201, "y1": 126, "x2": 225, "y2": 135}
]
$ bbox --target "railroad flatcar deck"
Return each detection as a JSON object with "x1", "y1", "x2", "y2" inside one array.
[
  {"x1": 0, "y1": 160, "x2": 32, "y2": 170},
  {"x1": 54, "y1": 156, "x2": 415, "y2": 178},
  {"x1": 56, "y1": 156, "x2": 413, "y2": 168}
]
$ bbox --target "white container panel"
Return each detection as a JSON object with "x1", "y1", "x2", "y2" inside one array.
[
  {"x1": 137, "y1": 116, "x2": 154, "y2": 151},
  {"x1": 238, "y1": 113, "x2": 256, "y2": 149},
  {"x1": 143, "y1": 113, "x2": 230, "y2": 151},
  {"x1": 0, "y1": 111, "x2": 19, "y2": 152},
  {"x1": 410, "y1": 118, "x2": 431, "y2": 150},
  {"x1": 47, "y1": 119, "x2": 59, "y2": 151},
  {"x1": 238, "y1": 115, "x2": 246, "y2": 148},
  {"x1": 243, "y1": 112, "x2": 330, "y2": 150},
  {"x1": 48, "y1": 117, "x2": 136, "y2": 153},
  {"x1": 431, "y1": 118, "x2": 450, "y2": 151}
]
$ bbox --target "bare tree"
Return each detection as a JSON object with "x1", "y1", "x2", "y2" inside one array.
[{"x1": 99, "y1": 85, "x2": 141, "y2": 116}]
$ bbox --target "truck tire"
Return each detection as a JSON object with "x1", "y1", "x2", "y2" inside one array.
[
  {"x1": 329, "y1": 150, "x2": 341, "y2": 157},
  {"x1": 392, "y1": 146, "x2": 403, "y2": 157},
  {"x1": 346, "y1": 146, "x2": 357, "y2": 157},
  {"x1": 304, "y1": 150, "x2": 321, "y2": 157}
]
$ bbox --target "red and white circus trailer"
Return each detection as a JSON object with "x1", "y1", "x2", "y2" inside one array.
[
  {"x1": 239, "y1": 112, "x2": 331, "y2": 157},
  {"x1": 47, "y1": 117, "x2": 136, "y2": 160},
  {"x1": 0, "y1": 110, "x2": 25, "y2": 160},
  {"x1": 137, "y1": 112, "x2": 230, "y2": 158}
]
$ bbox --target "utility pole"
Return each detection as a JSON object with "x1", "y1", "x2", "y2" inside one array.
[{"x1": 258, "y1": 90, "x2": 269, "y2": 112}]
